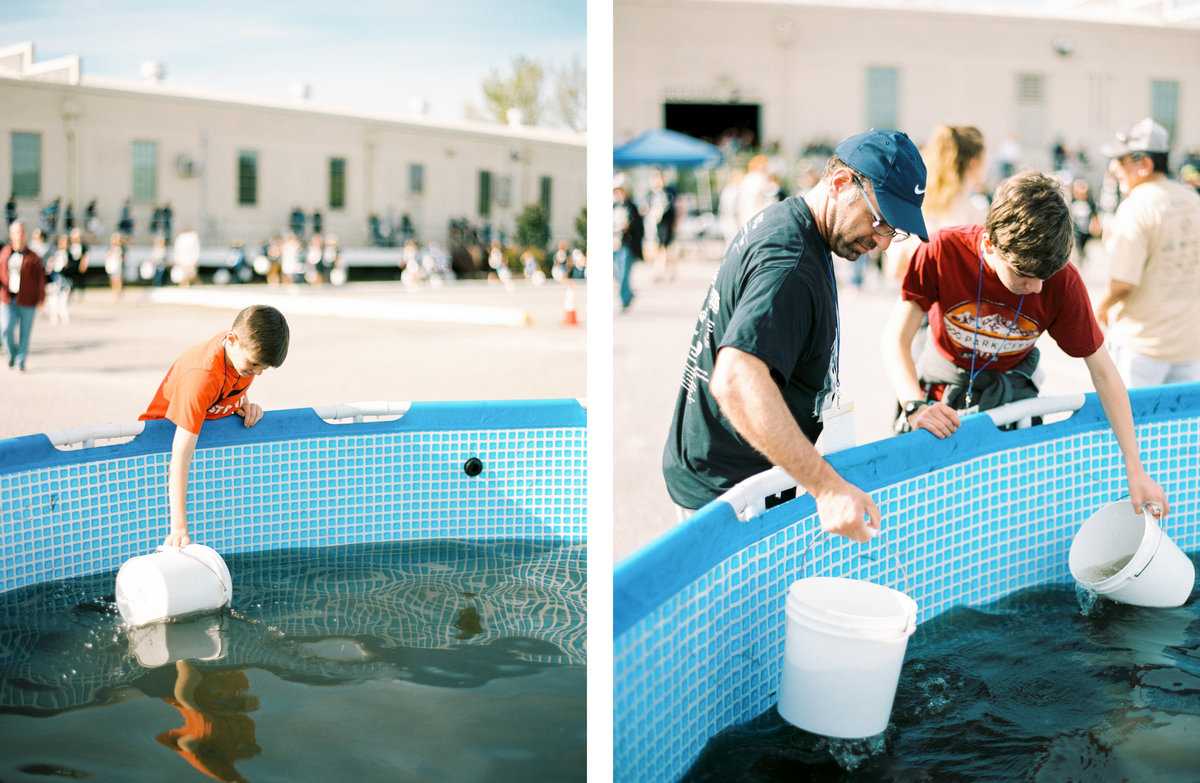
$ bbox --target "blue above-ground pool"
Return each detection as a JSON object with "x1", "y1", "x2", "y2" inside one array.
[
  {"x1": 0, "y1": 399, "x2": 587, "y2": 781},
  {"x1": 614, "y1": 384, "x2": 1200, "y2": 783},
  {"x1": 2, "y1": 399, "x2": 587, "y2": 594}
]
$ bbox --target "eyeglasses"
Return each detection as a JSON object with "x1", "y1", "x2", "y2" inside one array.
[{"x1": 852, "y1": 176, "x2": 910, "y2": 242}]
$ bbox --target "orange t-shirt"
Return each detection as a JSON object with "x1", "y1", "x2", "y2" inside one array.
[{"x1": 140, "y1": 332, "x2": 253, "y2": 434}]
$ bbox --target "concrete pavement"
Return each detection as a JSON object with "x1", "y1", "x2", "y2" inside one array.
[{"x1": 2, "y1": 278, "x2": 587, "y2": 441}]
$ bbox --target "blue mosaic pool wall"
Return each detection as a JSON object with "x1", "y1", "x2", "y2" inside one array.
[
  {"x1": 0, "y1": 399, "x2": 587, "y2": 594},
  {"x1": 613, "y1": 383, "x2": 1200, "y2": 783}
]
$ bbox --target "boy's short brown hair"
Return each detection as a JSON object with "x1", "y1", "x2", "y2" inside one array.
[
  {"x1": 985, "y1": 171, "x2": 1073, "y2": 280},
  {"x1": 232, "y1": 305, "x2": 289, "y2": 367}
]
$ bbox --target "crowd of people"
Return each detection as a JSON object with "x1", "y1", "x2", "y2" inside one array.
[
  {"x1": 630, "y1": 122, "x2": 1200, "y2": 302},
  {"x1": 3, "y1": 195, "x2": 178, "y2": 249},
  {"x1": 656, "y1": 117, "x2": 1200, "y2": 542},
  {"x1": 0, "y1": 198, "x2": 586, "y2": 373}
]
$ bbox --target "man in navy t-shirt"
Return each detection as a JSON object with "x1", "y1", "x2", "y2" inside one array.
[{"x1": 662, "y1": 130, "x2": 929, "y2": 542}]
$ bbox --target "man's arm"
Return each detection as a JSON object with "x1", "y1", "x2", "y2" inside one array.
[
  {"x1": 1083, "y1": 347, "x2": 1170, "y2": 518},
  {"x1": 710, "y1": 346, "x2": 879, "y2": 542},
  {"x1": 880, "y1": 298, "x2": 960, "y2": 438},
  {"x1": 165, "y1": 426, "x2": 199, "y2": 547},
  {"x1": 1095, "y1": 279, "x2": 1136, "y2": 328}
]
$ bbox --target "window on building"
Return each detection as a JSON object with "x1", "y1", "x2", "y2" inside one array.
[
  {"x1": 131, "y1": 140, "x2": 158, "y2": 205},
  {"x1": 11, "y1": 132, "x2": 40, "y2": 199},
  {"x1": 237, "y1": 150, "x2": 258, "y2": 206},
  {"x1": 540, "y1": 176, "x2": 552, "y2": 220},
  {"x1": 496, "y1": 175, "x2": 512, "y2": 208},
  {"x1": 866, "y1": 67, "x2": 898, "y2": 131},
  {"x1": 1016, "y1": 73, "x2": 1045, "y2": 105},
  {"x1": 1014, "y1": 73, "x2": 1046, "y2": 161},
  {"x1": 478, "y1": 170, "x2": 492, "y2": 218},
  {"x1": 1151, "y1": 80, "x2": 1179, "y2": 143},
  {"x1": 409, "y1": 163, "x2": 424, "y2": 195},
  {"x1": 329, "y1": 157, "x2": 346, "y2": 210}
]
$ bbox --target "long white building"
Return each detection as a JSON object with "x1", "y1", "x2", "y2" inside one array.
[
  {"x1": 1, "y1": 42, "x2": 586, "y2": 254},
  {"x1": 615, "y1": 0, "x2": 1200, "y2": 180}
]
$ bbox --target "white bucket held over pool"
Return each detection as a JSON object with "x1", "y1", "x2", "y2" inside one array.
[
  {"x1": 1069, "y1": 501, "x2": 1194, "y2": 608},
  {"x1": 778, "y1": 575, "x2": 917, "y2": 738},
  {"x1": 115, "y1": 544, "x2": 233, "y2": 626}
]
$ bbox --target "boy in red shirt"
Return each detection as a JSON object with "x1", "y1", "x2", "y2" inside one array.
[
  {"x1": 881, "y1": 171, "x2": 1168, "y2": 519},
  {"x1": 140, "y1": 305, "x2": 289, "y2": 547}
]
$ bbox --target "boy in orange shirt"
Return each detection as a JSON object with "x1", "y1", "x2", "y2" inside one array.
[{"x1": 140, "y1": 305, "x2": 290, "y2": 547}]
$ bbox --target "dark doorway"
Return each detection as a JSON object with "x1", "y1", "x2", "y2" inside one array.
[{"x1": 663, "y1": 102, "x2": 761, "y2": 150}]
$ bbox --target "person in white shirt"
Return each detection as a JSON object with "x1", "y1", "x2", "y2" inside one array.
[{"x1": 1095, "y1": 118, "x2": 1200, "y2": 387}]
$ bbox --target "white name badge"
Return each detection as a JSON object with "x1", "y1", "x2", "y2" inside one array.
[{"x1": 819, "y1": 401, "x2": 856, "y2": 455}]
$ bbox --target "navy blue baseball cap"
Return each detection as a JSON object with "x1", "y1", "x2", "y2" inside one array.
[{"x1": 835, "y1": 129, "x2": 929, "y2": 242}]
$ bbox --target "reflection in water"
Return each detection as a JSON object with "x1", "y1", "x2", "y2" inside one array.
[{"x1": 157, "y1": 662, "x2": 260, "y2": 783}]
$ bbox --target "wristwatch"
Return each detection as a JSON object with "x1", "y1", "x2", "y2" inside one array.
[{"x1": 903, "y1": 400, "x2": 927, "y2": 419}]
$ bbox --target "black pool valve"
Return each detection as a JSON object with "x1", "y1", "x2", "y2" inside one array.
[{"x1": 463, "y1": 457, "x2": 484, "y2": 477}]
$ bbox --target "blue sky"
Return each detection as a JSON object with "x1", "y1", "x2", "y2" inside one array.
[{"x1": 5, "y1": 0, "x2": 586, "y2": 124}]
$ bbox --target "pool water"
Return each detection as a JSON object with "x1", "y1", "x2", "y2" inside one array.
[
  {"x1": 0, "y1": 539, "x2": 586, "y2": 783},
  {"x1": 682, "y1": 552, "x2": 1200, "y2": 782}
]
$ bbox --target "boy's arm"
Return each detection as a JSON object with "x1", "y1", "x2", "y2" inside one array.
[
  {"x1": 1083, "y1": 347, "x2": 1170, "y2": 518},
  {"x1": 165, "y1": 426, "x2": 199, "y2": 547},
  {"x1": 881, "y1": 298, "x2": 961, "y2": 438},
  {"x1": 235, "y1": 394, "x2": 263, "y2": 427}
]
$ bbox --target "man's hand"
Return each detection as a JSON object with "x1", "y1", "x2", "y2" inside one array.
[
  {"x1": 910, "y1": 401, "x2": 961, "y2": 439},
  {"x1": 236, "y1": 402, "x2": 263, "y2": 427},
  {"x1": 1096, "y1": 279, "x2": 1135, "y2": 331},
  {"x1": 711, "y1": 347, "x2": 883, "y2": 544},
  {"x1": 813, "y1": 479, "x2": 881, "y2": 543}
]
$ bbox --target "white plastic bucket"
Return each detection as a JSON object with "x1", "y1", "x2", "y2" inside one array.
[
  {"x1": 1069, "y1": 501, "x2": 1195, "y2": 608},
  {"x1": 778, "y1": 576, "x2": 918, "y2": 738},
  {"x1": 115, "y1": 544, "x2": 233, "y2": 626}
]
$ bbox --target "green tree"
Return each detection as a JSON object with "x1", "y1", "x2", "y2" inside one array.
[
  {"x1": 553, "y1": 56, "x2": 586, "y2": 131},
  {"x1": 515, "y1": 202, "x2": 550, "y2": 255},
  {"x1": 481, "y1": 56, "x2": 545, "y2": 126}
]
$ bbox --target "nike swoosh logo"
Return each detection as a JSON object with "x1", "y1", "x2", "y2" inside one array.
[{"x1": 914, "y1": 185, "x2": 926, "y2": 194}]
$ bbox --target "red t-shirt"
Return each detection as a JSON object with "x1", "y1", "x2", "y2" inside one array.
[
  {"x1": 139, "y1": 333, "x2": 252, "y2": 434},
  {"x1": 902, "y1": 225, "x2": 1103, "y2": 372}
]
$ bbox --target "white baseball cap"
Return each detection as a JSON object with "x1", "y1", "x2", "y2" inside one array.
[{"x1": 1101, "y1": 118, "x2": 1169, "y2": 157}]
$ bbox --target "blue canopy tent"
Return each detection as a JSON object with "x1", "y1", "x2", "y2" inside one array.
[
  {"x1": 614, "y1": 129, "x2": 723, "y2": 219},
  {"x1": 612, "y1": 128, "x2": 722, "y2": 169}
]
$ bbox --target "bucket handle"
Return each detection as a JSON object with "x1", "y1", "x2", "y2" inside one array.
[
  {"x1": 1132, "y1": 502, "x2": 1165, "y2": 580},
  {"x1": 798, "y1": 527, "x2": 917, "y2": 635},
  {"x1": 155, "y1": 544, "x2": 232, "y2": 602}
]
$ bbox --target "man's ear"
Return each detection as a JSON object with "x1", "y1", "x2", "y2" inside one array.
[{"x1": 828, "y1": 167, "x2": 855, "y2": 199}]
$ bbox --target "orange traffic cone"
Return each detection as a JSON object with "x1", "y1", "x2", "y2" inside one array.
[{"x1": 561, "y1": 281, "x2": 579, "y2": 326}]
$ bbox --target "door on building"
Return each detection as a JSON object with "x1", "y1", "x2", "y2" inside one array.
[{"x1": 663, "y1": 102, "x2": 761, "y2": 150}]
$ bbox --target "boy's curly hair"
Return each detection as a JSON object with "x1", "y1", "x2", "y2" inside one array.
[{"x1": 985, "y1": 171, "x2": 1073, "y2": 280}]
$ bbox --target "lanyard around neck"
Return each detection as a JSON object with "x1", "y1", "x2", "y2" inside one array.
[
  {"x1": 826, "y1": 250, "x2": 841, "y2": 407},
  {"x1": 966, "y1": 252, "x2": 1025, "y2": 408}
]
